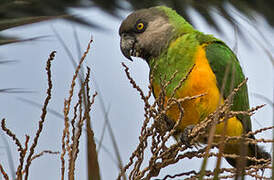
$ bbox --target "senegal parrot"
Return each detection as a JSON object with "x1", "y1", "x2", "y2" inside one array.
[{"x1": 119, "y1": 6, "x2": 270, "y2": 167}]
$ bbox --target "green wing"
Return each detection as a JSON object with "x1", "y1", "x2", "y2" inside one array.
[{"x1": 205, "y1": 42, "x2": 251, "y2": 132}]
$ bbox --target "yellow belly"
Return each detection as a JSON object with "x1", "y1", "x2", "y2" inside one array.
[{"x1": 152, "y1": 45, "x2": 243, "y2": 137}]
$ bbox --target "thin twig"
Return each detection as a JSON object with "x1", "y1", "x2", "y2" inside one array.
[{"x1": 24, "y1": 51, "x2": 56, "y2": 180}]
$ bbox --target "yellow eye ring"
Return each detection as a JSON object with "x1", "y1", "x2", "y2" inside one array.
[
  {"x1": 136, "y1": 22, "x2": 144, "y2": 30},
  {"x1": 135, "y1": 21, "x2": 146, "y2": 33}
]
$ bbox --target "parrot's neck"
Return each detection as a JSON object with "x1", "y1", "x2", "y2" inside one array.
[
  {"x1": 142, "y1": 6, "x2": 197, "y2": 64},
  {"x1": 148, "y1": 33, "x2": 199, "y2": 96},
  {"x1": 158, "y1": 6, "x2": 196, "y2": 37}
]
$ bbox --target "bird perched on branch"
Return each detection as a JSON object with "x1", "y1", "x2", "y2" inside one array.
[{"x1": 119, "y1": 6, "x2": 271, "y2": 168}]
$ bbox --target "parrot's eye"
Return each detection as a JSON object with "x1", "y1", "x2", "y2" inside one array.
[
  {"x1": 134, "y1": 20, "x2": 147, "y2": 33},
  {"x1": 136, "y1": 23, "x2": 144, "y2": 30}
]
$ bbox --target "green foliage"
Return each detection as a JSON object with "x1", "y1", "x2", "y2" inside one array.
[{"x1": 0, "y1": 0, "x2": 274, "y2": 45}]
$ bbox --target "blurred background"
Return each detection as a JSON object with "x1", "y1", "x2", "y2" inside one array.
[{"x1": 0, "y1": 1, "x2": 273, "y2": 179}]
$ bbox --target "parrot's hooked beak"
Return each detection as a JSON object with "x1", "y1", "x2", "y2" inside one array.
[{"x1": 120, "y1": 33, "x2": 137, "y2": 61}]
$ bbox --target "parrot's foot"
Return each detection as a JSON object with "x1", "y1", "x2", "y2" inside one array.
[
  {"x1": 180, "y1": 125, "x2": 196, "y2": 148},
  {"x1": 165, "y1": 116, "x2": 175, "y2": 131}
]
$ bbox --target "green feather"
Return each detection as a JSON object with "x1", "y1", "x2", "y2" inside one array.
[
  {"x1": 156, "y1": 6, "x2": 195, "y2": 37},
  {"x1": 149, "y1": 33, "x2": 198, "y2": 96},
  {"x1": 205, "y1": 42, "x2": 251, "y2": 132},
  {"x1": 148, "y1": 7, "x2": 251, "y2": 133}
]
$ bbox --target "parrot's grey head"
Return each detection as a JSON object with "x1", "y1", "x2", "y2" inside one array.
[{"x1": 119, "y1": 7, "x2": 174, "y2": 62}]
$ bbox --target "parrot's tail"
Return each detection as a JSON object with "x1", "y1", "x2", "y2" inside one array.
[
  {"x1": 224, "y1": 134, "x2": 271, "y2": 168},
  {"x1": 247, "y1": 139, "x2": 271, "y2": 166}
]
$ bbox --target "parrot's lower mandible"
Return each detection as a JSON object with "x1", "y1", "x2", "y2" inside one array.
[{"x1": 119, "y1": 6, "x2": 271, "y2": 168}]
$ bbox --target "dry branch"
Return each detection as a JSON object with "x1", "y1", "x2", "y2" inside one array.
[
  {"x1": 24, "y1": 50, "x2": 56, "y2": 180},
  {"x1": 59, "y1": 38, "x2": 99, "y2": 180},
  {"x1": 0, "y1": 51, "x2": 58, "y2": 180},
  {"x1": 31, "y1": 150, "x2": 59, "y2": 162},
  {"x1": 117, "y1": 65, "x2": 273, "y2": 180},
  {"x1": 0, "y1": 163, "x2": 9, "y2": 180}
]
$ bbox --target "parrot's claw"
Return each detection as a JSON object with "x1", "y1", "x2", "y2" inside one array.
[
  {"x1": 193, "y1": 142, "x2": 203, "y2": 149},
  {"x1": 180, "y1": 125, "x2": 195, "y2": 148}
]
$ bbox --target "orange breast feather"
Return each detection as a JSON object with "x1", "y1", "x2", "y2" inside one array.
[
  {"x1": 152, "y1": 45, "x2": 243, "y2": 137},
  {"x1": 153, "y1": 45, "x2": 221, "y2": 131}
]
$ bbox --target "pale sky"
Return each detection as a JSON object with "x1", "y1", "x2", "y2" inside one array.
[{"x1": 0, "y1": 6, "x2": 273, "y2": 180}]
